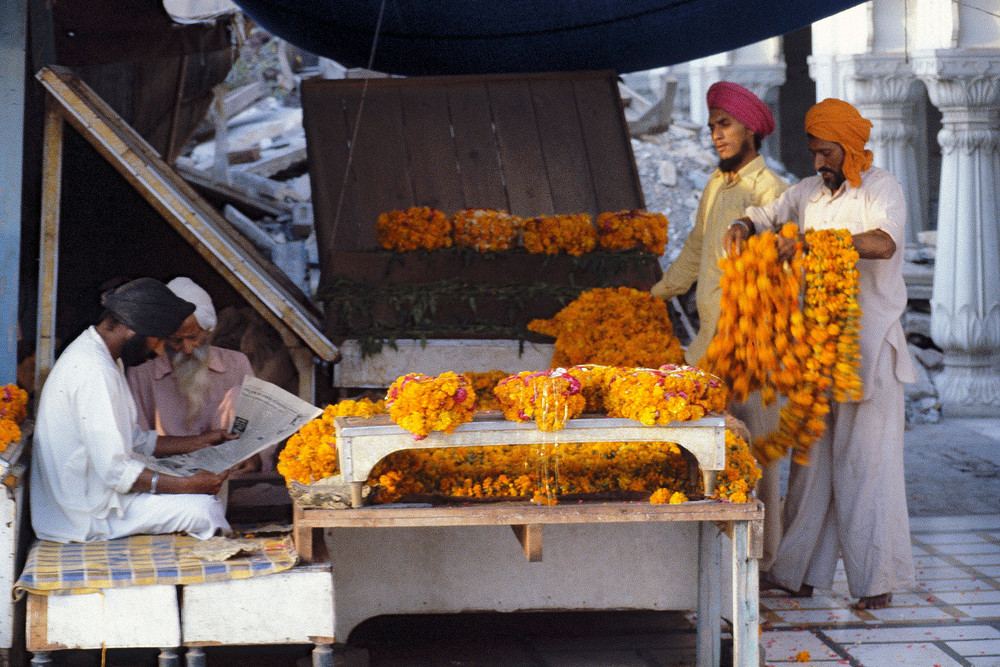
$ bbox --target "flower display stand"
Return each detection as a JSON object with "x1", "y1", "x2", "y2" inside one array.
[{"x1": 291, "y1": 414, "x2": 763, "y2": 667}]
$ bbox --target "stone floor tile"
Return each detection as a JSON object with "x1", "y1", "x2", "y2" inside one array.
[
  {"x1": 761, "y1": 594, "x2": 849, "y2": 610},
  {"x1": 910, "y1": 516, "x2": 1000, "y2": 533},
  {"x1": 972, "y1": 565, "x2": 1000, "y2": 577},
  {"x1": 950, "y1": 603, "x2": 1000, "y2": 618},
  {"x1": 914, "y1": 566, "x2": 980, "y2": 580},
  {"x1": 918, "y1": 579, "x2": 998, "y2": 592},
  {"x1": 759, "y1": 629, "x2": 839, "y2": 662},
  {"x1": 862, "y1": 605, "x2": 961, "y2": 622},
  {"x1": 931, "y1": 542, "x2": 1000, "y2": 555},
  {"x1": 914, "y1": 532, "x2": 989, "y2": 545},
  {"x1": 823, "y1": 623, "x2": 1000, "y2": 643},
  {"x1": 945, "y1": 638, "x2": 1000, "y2": 658},
  {"x1": 967, "y1": 657, "x2": 1000, "y2": 667},
  {"x1": 934, "y1": 590, "x2": 1000, "y2": 605},
  {"x1": 841, "y1": 642, "x2": 963, "y2": 666},
  {"x1": 959, "y1": 554, "x2": 1000, "y2": 566},
  {"x1": 766, "y1": 607, "x2": 861, "y2": 626},
  {"x1": 914, "y1": 554, "x2": 953, "y2": 567}
]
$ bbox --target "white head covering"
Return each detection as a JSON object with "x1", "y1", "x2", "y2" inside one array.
[{"x1": 166, "y1": 277, "x2": 217, "y2": 332}]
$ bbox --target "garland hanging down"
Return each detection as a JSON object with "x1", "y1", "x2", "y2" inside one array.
[{"x1": 703, "y1": 223, "x2": 862, "y2": 465}]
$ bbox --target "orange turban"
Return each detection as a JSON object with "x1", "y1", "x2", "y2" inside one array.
[{"x1": 805, "y1": 98, "x2": 874, "y2": 188}]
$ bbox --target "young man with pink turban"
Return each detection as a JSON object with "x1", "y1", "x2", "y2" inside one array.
[
  {"x1": 651, "y1": 81, "x2": 788, "y2": 569},
  {"x1": 726, "y1": 98, "x2": 918, "y2": 610}
]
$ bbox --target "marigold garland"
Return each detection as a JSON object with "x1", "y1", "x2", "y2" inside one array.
[
  {"x1": 386, "y1": 372, "x2": 477, "y2": 439},
  {"x1": 564, "y1": 365, "x2": 621, "y2": 413},
  {"x1": 376, "y1": 206, "x2": 453, "y2": 252},
  {"x1": 704, "y1": 224, "x2": 862, "y2": 465},
  {"x1": 0, "y1": 384, "x2": 27, "y2": 453},
  {"x1": 713, "y1": 430, "x2": 762, "y2": 503},
  {"x1": 528, "y1": 287, "x2": 685, "y2": 368},
  {"x1": 493, "y1": 368, "x2": 586, "y2": 432},
  {"x1": 450, "y1": 209, "x2": 521, "y2": 251},
  {"x1": 596, "y1": 209, "x2": 669, "y2": 255},
  {"x1": 463, "y1": 369, "x2": 509, "y2": 411},
  {"x1": 604, "y1": 365, "x2": 727, "y2": 426},
  {"x1": 276, "y1": 398, "x2": 387, "y2": 485},
  {"x1": 521, "y1": 214, "x2": 597, "y2": 256}
]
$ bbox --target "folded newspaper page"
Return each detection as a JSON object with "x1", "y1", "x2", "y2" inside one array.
[{"x1": 140, "y1": 376, "x2": 322, "y2": 476}]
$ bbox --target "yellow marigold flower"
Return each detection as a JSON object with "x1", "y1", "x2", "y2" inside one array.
[
  {"x1": 528, "y1": 287, "x2": 684, "y2": 368},
  {"x1": 668, "y1": 491, "x2": 688, "y2": 504},
  {"x1": 386, "y1": 372, "x2": 477, "y2": 438},
  {"x1": 376, "y1": 206, "x2": 452, "y2": 252},
  {"x1": 795, "y1": 650, "x2": 810, "y2": 662},
  {"x1": 595, "y1": 209, "x2": 668, "y2": 254},
  {"x1": 521, "y1": 214, "x2": 596, "y2": 256},
  {"x1": 450, "y1": 209, "x2": 521, "y2": 251},
  {"x1": 493, "y1": 368, "x2": 585, "y2": 432}
]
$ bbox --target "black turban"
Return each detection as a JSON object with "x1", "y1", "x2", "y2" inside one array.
[{"x1": 101, "y1": 277, "x2": 196, "y2": 337}]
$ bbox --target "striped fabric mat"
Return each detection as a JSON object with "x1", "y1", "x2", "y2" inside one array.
[{"x1": 13, "y1": 533, "x2": 298, "y2": 599}]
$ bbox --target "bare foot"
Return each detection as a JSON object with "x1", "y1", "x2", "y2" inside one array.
[
  {"x1": 760, "y1": 572, "x2": 813, "y2": 598},
  {"x1": 853, "y1": 592, "x2": 892, "y2": 610}
]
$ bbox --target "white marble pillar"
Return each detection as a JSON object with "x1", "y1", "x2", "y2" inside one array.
[
  {"x1": 913, "y1": 50, "x2": 1000, "y2": 417},
  {"x1": 840, "y1": 54, "x2": 926, "y2": 245}
]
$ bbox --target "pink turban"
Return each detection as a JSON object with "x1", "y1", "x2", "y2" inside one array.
[
  {"x1": 706, "y1": 81, "x2": 776, "y2": 137},
  {"x1": 805, "y1": 98, "x2": 874, "y2": 188}
]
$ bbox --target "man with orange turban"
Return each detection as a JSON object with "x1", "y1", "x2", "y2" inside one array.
[
  {"x1": 725, "y1": 98, "x2": 917, "y2": 610},
  {"x1": 651, "y1": 81, "x2": 788, "y2": 570}
]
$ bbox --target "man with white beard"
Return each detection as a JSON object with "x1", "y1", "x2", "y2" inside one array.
[{"x1": 127, "y1": 278, "x2": 260, "y2": 469}]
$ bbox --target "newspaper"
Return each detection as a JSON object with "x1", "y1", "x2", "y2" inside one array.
[{"x1": 140, "y1": 376, "x2": 322, "y2": 476}]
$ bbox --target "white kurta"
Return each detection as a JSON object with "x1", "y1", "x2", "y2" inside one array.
[
  {"x1": 744, "y1": 167, "x2": 917, "y2": 597},
  {"x1": 30, "y1": 326, "x2": 228, "y2": 543}
]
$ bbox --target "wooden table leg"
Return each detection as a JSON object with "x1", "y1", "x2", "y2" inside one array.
[
  {"x1": 731, "y1": 520, "x2": 760, "y2": 667},
  {"x1": 696, "y1": 521, "x2": 721, "y2": 667}
]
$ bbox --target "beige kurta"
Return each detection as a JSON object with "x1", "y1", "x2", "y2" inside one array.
[
  {"x1": 745, "y1": 166, "x2": 918, "y2": 597},
  {"x1": 651, "y1": 155, "x2": 787, "y2": 365}
]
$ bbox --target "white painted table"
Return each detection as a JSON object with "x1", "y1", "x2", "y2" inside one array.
[{"x1": 292, "y1": 413, "x2": 762, "y2": 667}]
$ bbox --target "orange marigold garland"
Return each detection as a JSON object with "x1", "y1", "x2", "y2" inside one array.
[
  {"x1": 712, "y1": 430, "x2": 762, "y2": 503},
  {"x1": 376, "y1": 206, "x2": 452, "y2": 252},
  {"x1": 528, "y1": 287, "x2": 685, "y2": 368},
  {"x1": 450, "y1": 208, "x2": 521, "y2": 252},
  {"x1": 704, "y1": 224, "x2": 862, "y2": 465},
  {"x1": 493, "y1": 368, "x2": 585, "y2": 432},
  {"x1": 603, "y1": 365, "x2": 727, "y2": 425},
  {"x1": 703, "y1": 222, "x2": 804, "y2": 405},
  {"x1": 277, "y1": 398, "x2": 387, "y2": 485},
  {"x1": 755, "y1": 228, "x2": 862, "y2": 464},
  {"x1": 386, "y1": 372, "x2": 477, "y2": 439},
  {"x1": 596, "y1": 209, "x2": 669, "y2": 255},
  {"x1": 521, "y1": 214, "x2": 597, "y2": 256},
  {"x1": 0, "y1": 384, "x2": 27, "y2": 453}
]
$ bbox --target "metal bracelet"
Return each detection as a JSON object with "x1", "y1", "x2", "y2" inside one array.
[
  {"x1": 729, "y1": 220, "x2": 750, "y2": 232},
  {"x1": 150, "y1": 472, "x2": 159, "y2": 495}
]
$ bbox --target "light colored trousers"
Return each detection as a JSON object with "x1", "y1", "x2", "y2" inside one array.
[
  {"x1": 104, "y1": 493, "x2": 230, "y2": 541},
  {"x1": 769, "y1": 341, "x2": 915, "y2": 598}
]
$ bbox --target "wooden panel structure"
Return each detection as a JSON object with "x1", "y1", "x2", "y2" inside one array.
[{"x1": 302, "y1": 71, "x2": 644, "y2": 266}]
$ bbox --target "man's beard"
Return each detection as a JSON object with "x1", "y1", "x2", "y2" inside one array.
[
  {"x1": 121, "y1": 333, "x2": 156, "y2": 368},
  {"x1": 718, "y1": 136, "x2": 755, "y2": 173},
  {"x1": 171, "y1": 345, "x2": 211, "y2": 424},
  {"x1": 819, "y1": 167, "x2": 846, "y2": 190}
]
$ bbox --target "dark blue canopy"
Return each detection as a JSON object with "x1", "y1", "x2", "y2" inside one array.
[{"x1": 232, "y1": 0, "x2": 865, "y2": 76}]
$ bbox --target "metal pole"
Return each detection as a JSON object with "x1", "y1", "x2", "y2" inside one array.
[{"x1": 0, "y1": 0, "x2": 27, "y2": 384}]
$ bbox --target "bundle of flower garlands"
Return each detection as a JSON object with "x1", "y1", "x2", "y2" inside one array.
[
  {"x1": 0, "y1": 384, "x2": 27, "y2": 453},
  {"x1": 368, "y1": 440, "x2": 693, "y2": 506},
  {"x1": 450, "y1": 208, "x2": 522, "y2": 252},
  {"x1": 596, "y1": 209, "x2": 668, "y2": 255},
  {"x1": 277, "y1": 398, "x2": 387, "y2": 485},
  {"x1": 386, "y1": 372, "x2": 477, "y2": 439},
  {"x1": 493, "y1": 368, "x2": 586, "y2": 432},
  {"x1": 565, "y1": 364, "x2": 621, "y2": 413},
  {"x1": 366, "y1": 427, "x2": 760, "y2": 506},
  {"x1": 528, "y1": 286, "x2": 685, "y2": 368},
  {"x1": 604, "y1": 365, "x2": 727, "y2": 425},
  {"x1": 703, "y1": 223, "x2": 862, "y2": 465},
  {"x1": 521, "y1": 213, "x2": 597, "y2": 256},
  {"x1": 376, "y1": 206, "x2": 453, "y2": 252}
]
